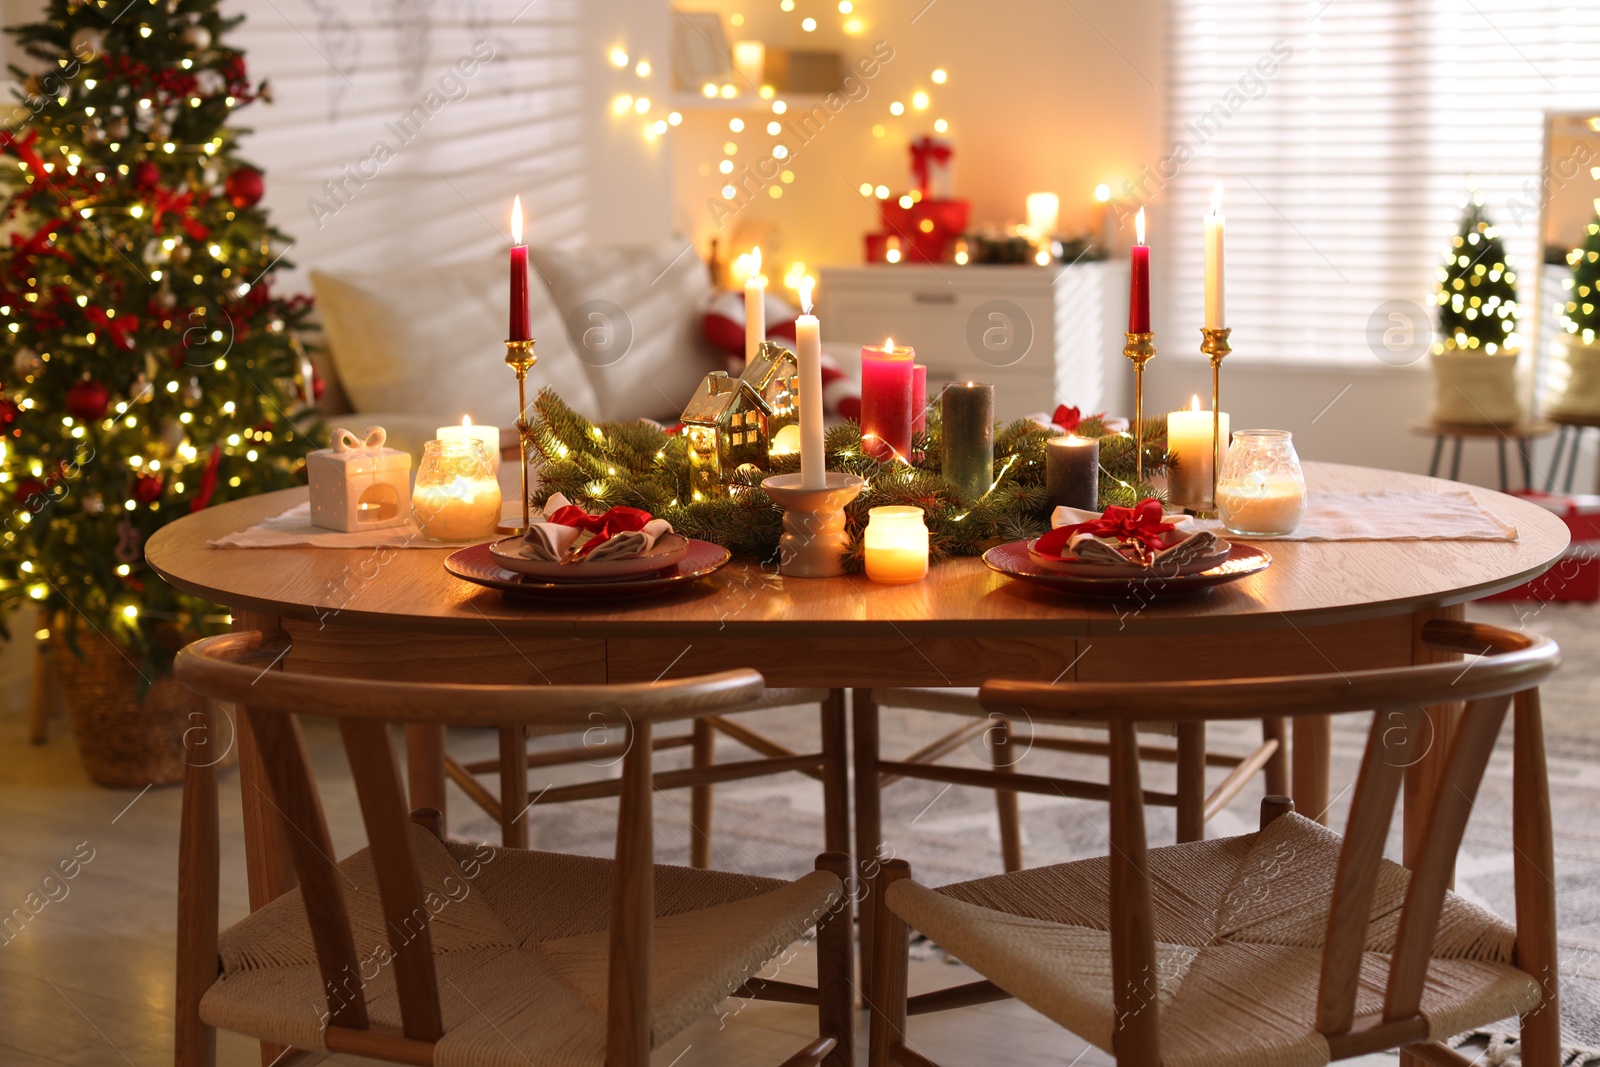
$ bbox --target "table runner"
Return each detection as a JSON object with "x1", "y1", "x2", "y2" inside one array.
[
  {"x1": 1196, "y1": 490, "x2": 1516, "y2": 541},
  {"x1": 208, "y1": 501, "x2": 470, "y2": 549}
]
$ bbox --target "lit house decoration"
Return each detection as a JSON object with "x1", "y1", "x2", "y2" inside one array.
[
  {"x1": 307, "y1": 426, "x2": 412, "y2": 531},
  {"x1": 680, "y1": 342, "x2": 800, "y2": 499}
]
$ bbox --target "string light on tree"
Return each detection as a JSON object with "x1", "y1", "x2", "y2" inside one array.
[{"x1": 1431, "y1": 193, "x2": 1520, "y2": 356}]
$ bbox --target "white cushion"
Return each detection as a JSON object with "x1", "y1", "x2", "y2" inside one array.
[
  {"x1": 309, "y1": 258, "x2": 600, "y2": 431},
  {"x1": 529, "y1": 238, "x2": 722, "y2": 421}
]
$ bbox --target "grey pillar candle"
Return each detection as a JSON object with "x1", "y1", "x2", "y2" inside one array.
[
  {"x1": 941, "y1": 382, "x2": 994, "y2": 500},
  {"x1": 1046, "y1": 434, "x2": 1100, "y2": 512}
]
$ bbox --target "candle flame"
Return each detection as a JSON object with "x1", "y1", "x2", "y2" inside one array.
[
  {"x1": 462, "y1": 415, "x2": 473, "y2": 427},
  {"x1": 1135, "y1": 207, "x2": 1146, "y2": 245},
  {"x1": 511, "y1": 196, "x2": 523, "y2": 245},
  {"x1": 1210, "y1": 181, "x2": 1224, "y2": 215},
  {"x1": 1190, "y1": 394, "x2": 1201, "y2": 412},
  {"x1": 885, "y1": 337, "x2": 894, "y2": 352},
  {"x1": 750, "y1": 246, "x2": 762, "y2": 274},
  {"x1": 799, "y1": 277, "x2": 814, "y2": 315}
]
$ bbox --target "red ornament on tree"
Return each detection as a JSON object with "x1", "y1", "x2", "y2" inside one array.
[
  {"x1": 65, "y1": 377, "x2": 109, "y2": 421},
  {"x1": 14, "y1": 477, "x2": 46, "y2": 505},
  {"x1": 133, "y1": 472, "x2": 164, "y2": 504},
  {"x1": 134, "y1": 160, "x2": 161, "y2": 192},
  {"x1": 225, "y1": 166, "x2": 264, "y2": 208},
  {"x1": 0, "y1": 397, "x2": 19, "y2": 426}
]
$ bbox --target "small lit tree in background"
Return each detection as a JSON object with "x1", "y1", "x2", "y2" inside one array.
[
  {"x1": 1559, "y1": 212, "x2": 1600, "y2": 345},
  {"x1": 1432, "y1": 195, "x2": 1521, "y2": 356},
  {"x1": 0, "y1": 0, "x2": 314, "y2": 679}
]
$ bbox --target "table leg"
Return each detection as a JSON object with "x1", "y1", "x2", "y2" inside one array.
[
  {"x1": 1497, "y1": 437, "x2": 1509, "y2": 493},
  {"x1": 1547, "y1": 427, "x2": 1568, "y2": 493},
  {"x1": 851, "y1": 688, "x2": 882, "y2": 999},
  {"x1": 231, "y1": 611, "x2": 300, "y2": 1067},
  {"x1": 1291, "y1": 716, "x2": 1332, "y2": 826},
  {"x1": 1564, "y1": 429, "x2": 1583, "y2": 494},
  {"x1": 1519, "y1": 437, "x2": 1534, "y2": 491},
  {"x1": 1427, "y1": 434, "x2": 1445, "y2": 478},
  {"x1": 405, "y1": 723, "x2": 448, "y2": 833},
  {"x1": 1449, "y1": 436, "x2": 1464, "y2": 481}
]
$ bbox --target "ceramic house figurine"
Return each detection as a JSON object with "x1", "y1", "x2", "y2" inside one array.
[
  {"x1": 307, "y1": 426, "x2": 412, "y2": 531},
  {"x1": 740, "y1": 340, "x2": 801, "y2": 444}
]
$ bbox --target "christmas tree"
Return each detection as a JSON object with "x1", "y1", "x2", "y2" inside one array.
[
  {"x1": 1559, "y1": 213, "x2": 1600, "y2": 346},
  {"x1": 1432, "y1": 195, "x2": 1521, "y2": 356},
  {"x1": 0, "y1": 1, "x2": 315, "y2": 675}
]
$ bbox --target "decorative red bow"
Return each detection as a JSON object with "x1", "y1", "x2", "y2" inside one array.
[
  {"x1": 191, "y1": 444, "x2": 223, "y2": 512},
  {"x1": 85, "y1": 306, "x2": 138, "y2": 350},
  {"x1": 1035, "y1": 498, "x2": 1174, "y2": 558},
  {"x1": 9, "y1": 219, "x2": 70, "y2": 267},
  {"x1": 0, "y1": 129, "x2": 46, "y2": 178},
  {"x1": 547, "y1": 504, "x2": 653, "y2": 558},
  {"x1": 908, "y1": 135, "x2": 952, "y2": 197},
  {"x1": 149, "y1": 187, "x2": 210, "y2": 241}
]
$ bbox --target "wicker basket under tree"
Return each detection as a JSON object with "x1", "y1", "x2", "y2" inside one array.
[{"x1": 54, "y1": 618, "x2": 235, "y2": 789}]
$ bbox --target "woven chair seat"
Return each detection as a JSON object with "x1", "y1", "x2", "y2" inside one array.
[
  {"x1": 202, "y1": 824, "x2": 842, "y2": 1066},
  {"x1": 887, "y1": 812, "x2": 1539, "y2": 1067}
]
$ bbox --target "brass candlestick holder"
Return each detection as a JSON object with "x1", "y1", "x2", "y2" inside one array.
[
  {"x1": 1200, "y1": 326, "x2": 1232, "y2": 513},
  {"x1": 1122, "y1": 331, "x2": 1156, "y2": 484},
  {"x1": 504, "y1": 338, "x2": 538, "y2": 532}
]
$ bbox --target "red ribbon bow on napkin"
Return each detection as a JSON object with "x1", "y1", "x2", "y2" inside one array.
[
  {"x1": 547, "y1": 504, "x2": 653, "y2": 558},
  {"x1": 1035, "y1": 497, "x2": 1175, "y2": 558}
]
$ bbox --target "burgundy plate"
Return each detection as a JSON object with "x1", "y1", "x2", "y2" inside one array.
[
  {"x1": 445, "y1": 539, "x2": 731, "y2": 600},
  {"x1": 984, "y1": 539, "x2": 1270, "y2": 597}
]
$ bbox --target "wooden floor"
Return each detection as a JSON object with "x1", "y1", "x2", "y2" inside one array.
[{"x1": 1, "y1": 702, "x2": 1402, "y2": 1067}]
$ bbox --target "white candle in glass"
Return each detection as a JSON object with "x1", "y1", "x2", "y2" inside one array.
[
  {"x1": 745, "y1": 246, "x2": 766, "y2": 366},
  {"x1": 795, "y1": 278, "x2": 826, "y2": 490},
  {"x1": 1216, "y1": 471, "x2": 1305, "y2": 536},
  {"x1": 1165, "y1": 395, "x2": 1229, "y2": 510},
  {"x1": 412, "y1": 439, "x2": 502, "y2": 541},
  {"x1": 863, "y1": 506, "x2": 929, "y2": 584},
  {"x1": 1205, "y1": 181, "x2": 1225, "y2": 330},
  {"x1": 436, "y1": 416, "x2": 500, "y2": 471}
]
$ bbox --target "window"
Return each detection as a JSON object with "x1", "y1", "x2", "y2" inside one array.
[{"x1": 1162, "y1": 0, "x2": 1600, "y2": 365}]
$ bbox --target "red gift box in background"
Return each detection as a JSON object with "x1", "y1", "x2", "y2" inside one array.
[
  {"x1": 864, "y1": 198, "x2": 971, "y2": 264},
  {"x1": 1483, "y1": 492, "x2": 1600, "y2": 603}
]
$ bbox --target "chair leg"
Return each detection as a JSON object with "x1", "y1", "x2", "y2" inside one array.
[
  {"x1": 691, "y1": 718, "x2": 715, "y2": 869},
  {"x1": 499, "y1": 725, "x2": 529, "y2": 850},
  {"x1": 1176, "y1": 721, "x2": 1206, "y2": 843},
  {"x1": 820, "y1": 691, "x2": 851, "y2": 856},
  {"x1": 988, "y1": 719, "x2": 1024, "y2": 872},
  {"x1": 814, "y1": 851, "x2": 855, "y2": 1067},
  {"x1": 176, "y1": 707, "x2": 220, "y2": 1067},
  {"x1": 1261, "y1": 716, "x2": 1290, "y2": 797},
  {"x1": 851, "y1": 689, "x2": 883, "y2": 998},
  {"x1": 1513, "y1": 690, "x2": 1561, "y2": 1067},
  {"x1": 867, "y1": 860, "x2": 912, "y2": 1067}
]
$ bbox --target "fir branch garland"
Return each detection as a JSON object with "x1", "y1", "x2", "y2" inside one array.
[{"x1": 525, "y1": 388, "x2": 1169, "y2": 569}]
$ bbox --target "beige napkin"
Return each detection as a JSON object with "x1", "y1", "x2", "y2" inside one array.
[
  {"x1": 520, "y1": 493, "x2": 676, "y2": 564},
  {"x1": 1198, "y1": 490, "x2": 1516, "y2": 541},
  {"x1": 208, "y1": 502, "x2": 433, "y2": 549}
]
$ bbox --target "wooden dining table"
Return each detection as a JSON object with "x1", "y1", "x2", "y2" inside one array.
[{"x1": 147, "y1": 461, "x2": 1569, "y2": 921}]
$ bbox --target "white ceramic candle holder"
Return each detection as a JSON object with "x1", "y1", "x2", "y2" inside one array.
[{"x1": 762, "y1": 472, "x2": 866, "y2": 578}]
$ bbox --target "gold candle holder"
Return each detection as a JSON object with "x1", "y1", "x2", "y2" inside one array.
[
  {"x1": 504, "y1": 338, "x2": 538, "y2": 532},
  {"x1": 1200, "y1": 327, "x2": 1232, "y2": 512},
  {"x1": 1122, "y1": 331, "x2": 1156, "y2": 485}
]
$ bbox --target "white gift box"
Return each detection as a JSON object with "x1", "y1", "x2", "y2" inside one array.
[{"x1": 307, "y1": 426, "x2": 412, "y2": 532}]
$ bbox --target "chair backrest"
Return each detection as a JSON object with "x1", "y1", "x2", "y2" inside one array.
[
  {"x1": 978, "y1": 620, "x2": 1560, "y2": 1064},
  {"x1": 174, "y1": 628, "x2": 766, "y2": 1061}
]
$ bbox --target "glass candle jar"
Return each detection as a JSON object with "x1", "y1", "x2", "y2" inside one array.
[
  {"x1": 411, "y1": 438, "x2": 502, "y2": 542},
  {"x1": 863, "y1": 505, "x2": 929, "y2": 584},
  {"x1": 1215, "y1": 429, "x2": 1307, "y2": 537}
]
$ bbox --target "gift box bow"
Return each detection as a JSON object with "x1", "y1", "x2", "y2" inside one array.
[{"x1": 332, "y1": 426, "x2": 389, "y2": 453}]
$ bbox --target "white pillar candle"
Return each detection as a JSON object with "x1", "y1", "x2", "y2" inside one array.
[
  {"x1": 1204, "y1": 181, "x2": 1225, "y2": 330},
  {"x1": 795, "y1": 279, "x2": 827, "y2": 490},
  {"x1": 1026, "y1": 192, "x2": 1060, "y2": 242},
  {"x1": 1165, "y1": 395, "x2": 1229, "y2": 510},
  {"x1": 745, "y1": 246, "x2": 766, "y2": 366},
  {"x1": 436, "y1": 416, "x2": 500, "y2": 471}
]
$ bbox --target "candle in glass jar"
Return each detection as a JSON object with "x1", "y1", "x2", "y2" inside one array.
[
  {"x1": 1045, "y1": 434, "x2": 1099, "y2": 512},
  {"x1": 1165, "y1": 395, "x2": 1229, "y2": 511},
  {"x1": 412, "y1": 439, "x2": 502, "y2": 541},
  {"x1": 863, "y1": 506, "x2": 929, "y2": 584},
  {"x1": 436, "y1": 416, "x2": 501, "y2": 471},
  {"x1": 860, "y1": 338, "x2": 915, "y2": 462},
  {"x1": 941, "y1": 381, "x2": 994, "y2": 500},
  {"x1": 1217, "y1": 472, "x2": 1306, "y2": 536}
]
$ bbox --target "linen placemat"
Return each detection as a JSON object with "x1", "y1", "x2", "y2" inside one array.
[
  {"x1": 1200, "y1": 490, "x2": 1517, "y2": 541},
  {"x1": 210, "y1": 501, "x2": 462, "y2": 549}
]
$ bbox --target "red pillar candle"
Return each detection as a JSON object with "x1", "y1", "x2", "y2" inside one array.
[
  {"x1": 911, "y1": 363, "x2": 928, "y2": 436},
  {"x1": 509, "y1": 196, "x2": 531, "y2": 341},
  {"x1": 1128, "y1": 206, "x2": 1151, "y2": 334},
  {"x1": 860, "y1": 339, "x2": 915, "y2": 462}
]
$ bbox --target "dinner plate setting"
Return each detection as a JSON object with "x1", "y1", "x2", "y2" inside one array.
[{"x1": 445, "y1": 539, "x2": 731, "y2": 601}]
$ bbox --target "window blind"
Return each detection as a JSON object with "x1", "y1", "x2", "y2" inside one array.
[{"x1": 1162, "y1": 0, "x2": 1600, "y2": 366}]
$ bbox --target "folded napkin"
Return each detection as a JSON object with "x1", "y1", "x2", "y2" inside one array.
[
  {"x1": 1193, "y1": 490, "x2": 1517, "y2": 542},
  {"x1": 520, "y1": 494, "x2": 675, "y2": 563},
  {"x1": 1039, "y1": 498, "x2": 1221, "y2": 569}
]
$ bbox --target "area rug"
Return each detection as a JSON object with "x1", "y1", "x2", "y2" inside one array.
[{"x1": 454, "y1": 600, "x2": 1600, "y2": 1060}]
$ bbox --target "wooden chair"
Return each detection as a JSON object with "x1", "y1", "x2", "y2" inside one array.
[
  {"x1": 861, "y1": 688, "x2": 1288, "y2": 869},
  {"x1": 453, "y1": 689, "x2": 851, "y2": 869},
  {"x1": 173, "y1": 630, "x2": 855, "y2": 1067},
  {"x1": 866, "y1": 621, "x2": 1562, "y2": 1067}
]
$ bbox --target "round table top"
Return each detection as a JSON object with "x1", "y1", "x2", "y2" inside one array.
[{"x1": 144, "y1": 462, "x2": 1570, "y2": 640}]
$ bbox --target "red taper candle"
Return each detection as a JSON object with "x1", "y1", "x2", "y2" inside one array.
[
  {"x1": 509, "y1": 196, "x2": 531, "y2": 341},
  {"x1": 1128, "y1": 206, "x2": 1151, "y2": 334}
]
